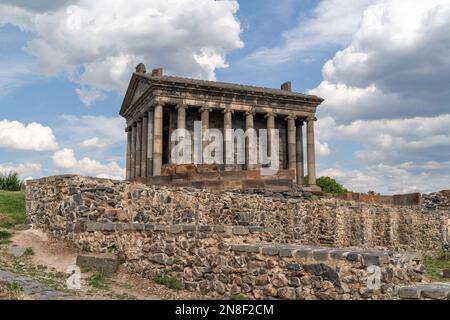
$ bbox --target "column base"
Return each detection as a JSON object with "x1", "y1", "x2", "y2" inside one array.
[{"x1": 296, "y1": 185, "x2": 322, "y2": 193}]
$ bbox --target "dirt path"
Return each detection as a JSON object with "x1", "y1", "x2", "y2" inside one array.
[{"x1": 0, "y1": 227, "x2": 207, "y2": 300}]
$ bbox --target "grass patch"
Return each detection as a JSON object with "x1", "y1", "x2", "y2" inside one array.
[
  {"x1": 229, "y1": 293, "x2": 248, "y2": 300},
  {"x1": 0, "y1": 230, "x2": 12, "y2": 245},
  {"x1": 153, "y1": 274, "x2": 182, "y2": 290},
  {"x1": 423, "y1": 253, "x2": 450, "y2": 281},
  {"x1": 88, "y1": 272, "x2": 111, "y2": 290},
  {"x1": 24, "y1": 247, "x2": 34, "y2": 256},
  {"x1": 0, "y1": 191, "x2": 25, "y2": 228},
  {"x1": 6, "y1": 281, "x2": 24, "y2": 299}
]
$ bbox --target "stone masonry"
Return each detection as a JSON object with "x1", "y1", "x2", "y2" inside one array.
[{"x1": 25, "y1": 175, "x2": 450, "y2": 299}]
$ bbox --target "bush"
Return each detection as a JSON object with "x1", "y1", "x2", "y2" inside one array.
[
  {"x1": 304, "y1": 176, "x2": 348, "y2": 194},
  {"x1": 0, "y1": 172, "x2": 23, "y2": 191}
]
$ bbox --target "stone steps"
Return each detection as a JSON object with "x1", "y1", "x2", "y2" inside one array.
[{"x1": 398, "y1": 283, "x2": 450, "y2": 300}]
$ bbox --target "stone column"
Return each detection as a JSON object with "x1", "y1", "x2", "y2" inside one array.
[
  {"x1": 306, "y1": 117, "x2": 317, "y2": 185},
  {"x1": 153, "y1": 103, "x2": 163, "y2": 176},
  {"x1": 265, "y1": 113, "x2": 276, "y2": 158},
  {"x1": 176, "y1": 104, "x2": 188, "y2": 164},
  {"x1": 130, "y1": 123, "x2": 137, "y2": 179},
  {"x1": 169, "y1": 107, "x2": 177, "y2": 164},
  {"x1": 141, "y1": 114, "x2": 148, "y2": 178},
  {"x1": 147, "y1": 109, "x2": 154, "y2": 176},
  {"x1": 125, "y1": 127, "x2": 132, "y2": 180},
  {"x1": 135, "y1": 119, "x2": 142, "y2": 178},
  {"x1": 245, "y1": 108, "x2": 256, "y2": 170},
  {"x1": 223, "y1": 107, "x2": 234, "y2": 166},
  {"x1": 296, "y1": 120, "x2": 304, "y2": 185},
  {"x1": 199, "y1": 106, "x2": 211, "y2": 164},
  {"x1": 177, "y1": 104, "x2": 188, "y2": 130},
  {"x1": 286, "y1": 116, "x2": 297, "y2": 176}
]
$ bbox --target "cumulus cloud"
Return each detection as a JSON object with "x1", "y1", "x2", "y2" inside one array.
[
  {"x1": 0, "y1": 119, "x2": 58, "y2": 151},
  {"x1": 53, "y1": 148, "x2": 124, "y2": 180},
  {"x1": 247, "y1": 0, "x2": 377, "y2": 64},
  {"x1": 79, "y1": 137, "x2": 108, "y2": 149},
  {"x1": 0, "y1": 162, "x2": 42, "y2": 179},
  {"x1": 308, "y1": 0, "x2": 450, "y2": 193},
  {"x1": 57, "y1": 115, "x2": 125, "y2": 146},
  {"x1": 319, "y1": 164, "x2": 450, "y2": 194},
  {"x1": 0, "y1": 0, "x2": 243, "y2": 104},
  {"x1": 312, "y1": 0, "x2": 450, "y2": 123}
]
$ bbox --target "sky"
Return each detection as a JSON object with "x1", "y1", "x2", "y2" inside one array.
[{"x1": 0, "y1": 0, "x2": 450, "y2": 194}]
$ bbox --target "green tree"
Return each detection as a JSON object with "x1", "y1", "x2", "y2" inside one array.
[
  {"x1": 304, "y1": 176, "x2": 348, "y2": 194},
  {"x1": 0, "y1": 171, "x2": 23, "y2": 191}
]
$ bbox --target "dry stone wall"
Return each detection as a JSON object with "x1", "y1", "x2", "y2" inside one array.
[{"x1": 25, "y1": 175, "x2": 449, "y2": 299}]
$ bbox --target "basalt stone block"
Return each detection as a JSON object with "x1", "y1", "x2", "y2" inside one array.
[
  {"x1": 76, "y1": 253, "x2": 119, "y2": 275},
  {"x1": 279, "y1": 248, "x2": 295, "y2": 257},
  {"x1": 346, "y1": 252, "x2": 361, "y2": 262},
  {"x1": 182, "y1": 225, "x2": 196, "y2": 232},
  {"x1": 245, "y1": 245, "x2": 261, "y2": 253},
  {"x1": 249, "y1": 226, "x2": 263, "y2": 233},
  {"x1": 233, "y1": 226, "x2": 249, "y2": 235},
  {"x1": 262, "y1": 247, "x2": 279, "y2": 256},
  {"x1": 198, "y1": 225, "x2": 212, "y2": 232},
  {"x1": 294, "y1": 248, "x2": 313, "y2": 260},
  {"x1": 231, "y1": 244, "x2": 247, "y2": 252},
  {"x1": 398, "y1": 287, "x2": 421, "y2": 299},
  {"x1": 421, "y1": 287, "x2": 450, "y2": 300},
  {"x1": 312, "y1": 249, "x2": 330, "y2": 261},
  {"x1": 362, "y1": 252, "x2": 390, "y2": 266}
]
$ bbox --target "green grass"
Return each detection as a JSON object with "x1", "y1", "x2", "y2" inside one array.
[
  {"x1": 229, "y1": 293, "x2": 248, "y2": 300},
  {"x1": 153, "y1": 274, "x2": 182, "y2": 290},
  {"x1": 6, "y1": 281, "x2": 24, "y2": 299},
  {"x1": 0, "y1": 191, "x2": 25, "y2": 228},
  {"x1": 0, "y1": 230, "x2": 12, "y2": 245},
  {"x1": 88, "y1": 273, "x2": 111, "y2": 290},
  {"x1": 423, "y1": 253, "x2": 450, "y2": 282}
]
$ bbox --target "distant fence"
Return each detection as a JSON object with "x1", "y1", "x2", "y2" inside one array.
[{"x1": 335, "y1": 192, "x2": 422, "y2": 206}]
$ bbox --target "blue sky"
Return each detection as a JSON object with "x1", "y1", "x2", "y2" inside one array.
[{"x1": 1, "y1": 0, "x2": 450, "y2": 194}]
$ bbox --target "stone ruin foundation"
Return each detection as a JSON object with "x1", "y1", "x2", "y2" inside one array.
[{"x1": 25, "y1": 175, "x2": 450, "y2": 300}]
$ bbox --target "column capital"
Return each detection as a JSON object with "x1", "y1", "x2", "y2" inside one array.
[
  {"x1": 176, "y1": 103, "x2": 188, "y2": 110},
  {"x1": 285, "y1": 115, "x2": 297, "y2": 121},
  {"x1": 222, "y1": 106, "x2": 234, "y2": 114},
  {"x1": 199, "y1": 106, "x2": 212, "y2": 113},
  {"x1": 306, "y1": 116, "x2": 317, "y2": 122},
  {"x1": 132, "y1": 122, "x2": 137, "y2": 127},
  {"x1": 153, "y1": 102, "x2": 164, "y2": 108},
  {"x1": 264, "y1": 112, "x2": 277, "y2": 119},
  {"x1": 245, "y1": 107, "x2": 256, "y2": 116}
]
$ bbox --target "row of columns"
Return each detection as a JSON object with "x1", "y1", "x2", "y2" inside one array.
[{"x1": 126, "y1": 104, "x2": 317, "y2": 186}]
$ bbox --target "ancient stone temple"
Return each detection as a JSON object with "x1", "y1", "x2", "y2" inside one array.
[{"x1": 120, "y1": 63, "x2": 324, "y2": 191}]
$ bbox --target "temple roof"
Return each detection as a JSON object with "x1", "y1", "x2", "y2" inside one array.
[
  {"x1": 136, "y1": 72, "x2": 323, "y2": 101},
  {"x1": 120, "y1": 66, "x2": 324, "y2": 117}
]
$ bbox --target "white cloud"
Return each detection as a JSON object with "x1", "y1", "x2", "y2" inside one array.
[
  {"x1": 0, "y1": 162, "x2": 42, "y2": 178},
  {"x1": 319, "y1": 164, "x2": 449, "y2": 194},
  {"x1": 316, "y1": 139, "x2": 331, "y2": 157},
  {"x1": 309, "y1": 0, "x2": 450, "y2": 193},
  {"x1": 247, "y1": 0, "x2": 377, "y2": 64},
  {"x1": 75, "y1": 87, "x2": 106, "y2": 106},
  {"x1": 79, "y1": 137, "x2": 108, "y2": 149},
  {"x1": 0, "y1": 119, "x2": 58, "y2": 151},
  {"x1": 57, "y1": 115, "x2": 125, "y2": 146},
  {"x1": 53, "y1": 148, "x2": 124, "y2": 180},
  {"x1": 0, "y1": 0, "x2": 243, "y2": 104}
]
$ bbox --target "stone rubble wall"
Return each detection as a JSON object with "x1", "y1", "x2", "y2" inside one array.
[{"x1": 24, "y1": 175, "x2": 450, "y2": 299}]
